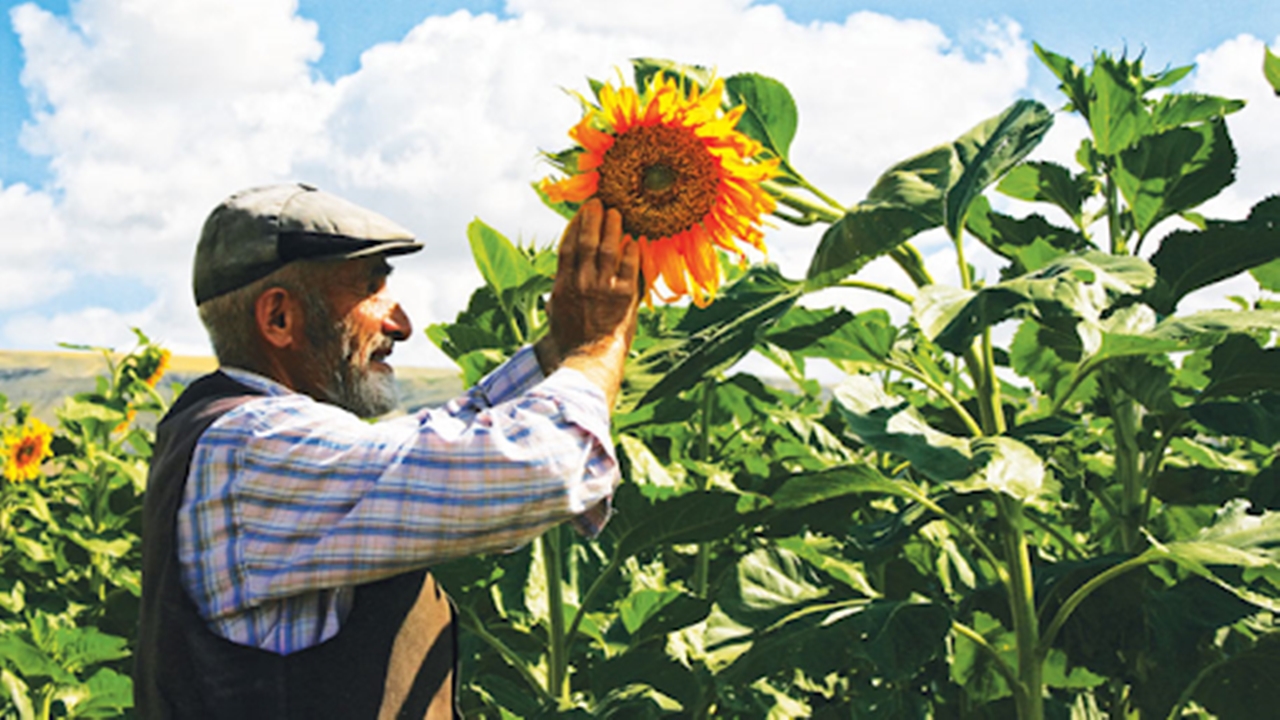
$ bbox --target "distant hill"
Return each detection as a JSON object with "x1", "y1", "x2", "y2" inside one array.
[{"x1": 0, "y1": 350, "x2": 464, "y2": 423}]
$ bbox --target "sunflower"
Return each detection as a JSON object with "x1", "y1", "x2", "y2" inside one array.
[
  {"x1": 540, "y1": 73, "x2": 779, "y2": 306},
  {"x1": 3, "y1": 417, "x2": 54, "y2": 483},
  {"x1": 143, "y1": 348, "x2": 171, "y2": 388}
]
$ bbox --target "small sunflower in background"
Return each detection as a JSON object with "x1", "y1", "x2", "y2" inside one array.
[
  {"x1": 540, "y1": 71, "x2": 780, "y2": 307},
  {"x1": 3, "y1": 416, "x2": 54, "y2": 483},
  {"x1": 139, "y1": 347, "x2": 171, "y2": 388}
]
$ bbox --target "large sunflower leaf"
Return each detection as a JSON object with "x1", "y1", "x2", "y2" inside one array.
[
  {"x1": 1151, "y1": 93, "x2": 1245, "y2": 131},
  {"x1": 1194, "y1": 633, "x2": 1280, "y2": 720},
  {"x1": 715, "y1": 594, "x2": 951, "y2": 686},
  {"x1": 1201, "y1": 334, "x2": 1280, "y2": 400},
  {"x1": 468, "y1": 219, "x2": 536, "y2": 304},
  {"x1": 1081, "y1": 309, "x2": 1280, "y2": 366},
  {"x1": 1147, "y1": 195, "x2": 1280, "y2": 314},
  {"x1": 995, "y1": 160, "x2": 1092, "y2": 225},
  {"x1": 605, "y1": 484, "x2": 752, "y2": 561},
  {"x1": 945, "y1": 98, "x2": 1054, "y2": 240},
  {"x1": 1114, "y1": 119, "x2": 1237, "y2": 239},
  {"x1": 915, "y1": 252, "x2": 1155, "y2": 355},
  {"x1": 831, "y1": 375, "x2": 1048, "y2": 502},
  {"x1": 622, "y1": 265, "x2": 801, "y2": 411},
  {"x1": 966, "y1": 196, "x2": 1094, "y2": 275},
  {"x1": 1143, "y1": 502, "x2": 1280, "y2": 613},
  {"x1": 805, "y1": 145, "x2": 955, "y2": 288},
  {"x1": 1088, "y1": 57, "x2": 1152, "y2": 155},
  {"x1": 1190, "y1": 393, "x2": 1280, "y2": 445},
  {"x1": 725, "y1": 73, "x2": 798, "y2": 164}
]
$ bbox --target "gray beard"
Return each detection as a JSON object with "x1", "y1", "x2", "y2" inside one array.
[{"x1": 314, "y1": 317, "x2": 399, "y2": 419}]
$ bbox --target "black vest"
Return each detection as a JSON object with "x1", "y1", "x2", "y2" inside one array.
[{"x1": 134, "y1": 371, "x2": 457, "y2": 719}]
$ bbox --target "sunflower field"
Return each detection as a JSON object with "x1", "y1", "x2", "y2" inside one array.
[{"x1": 4, "y1": 45, "x2": 1280, "y2": 720}]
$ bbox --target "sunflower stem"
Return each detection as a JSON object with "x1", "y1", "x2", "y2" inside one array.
[
  {"x1": 835, "y1": 280, "x2": 914, "y2": 305},
  {"x1": 762, "y1": 180, "x2": 843, "y2": 224}
]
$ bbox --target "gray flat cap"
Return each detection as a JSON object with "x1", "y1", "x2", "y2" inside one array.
[{"x1": 193, "y1": 183, "x2": 423, "y2": 304}]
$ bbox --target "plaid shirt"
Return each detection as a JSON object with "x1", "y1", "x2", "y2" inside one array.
[{"x1": 176, "y1": 346, "x2": 617, "y2": 655}]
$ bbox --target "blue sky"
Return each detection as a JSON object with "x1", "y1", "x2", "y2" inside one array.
[
  {"x1": 3, "y1": 1, "x2": 1275, "y2": 189},
  {"x1": 0, "y1": 0, "x2": 1276, "y2": 365}
]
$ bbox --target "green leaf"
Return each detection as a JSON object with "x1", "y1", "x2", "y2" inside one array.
[
  {"x1": 945, "y1": 98, "x2": 1054, "y2": 240},
  {"x1": 589, "y1": 648, "x2": 700, "y2": 713},
  {"x1": 831, "y1": 376, "x2": 1049, "y2": 501},
  {"x1": 724, "y1": 73, "x2": 798, "y2": 163},
  {"x1": 1195, "y1": 633, "x2": 1280, "y2": 720},
  {"x1": 966, "y1": 202, "x2": 1094, "y2": 275},
  {"x1": 623, "y1": 265, "x2": 801, "y2": 411},
  {"x1": 1089, "y1": 56, "x2": 1153, "y2": 155},
  {"x1": 916, "y1": 252, "x2": 1156, "y2": 355},
  {"x1": 455, "y1": 348, "x2": 509, "y2": 388},
  {"x1": 1253, "y1": 257, "x2": 1280, "y2": 292},
  {"x1": 1202, "y1": 334, "x2": 1280, "y2": 399},
  {"x1": 1114, "y1": 119, "x2": 1237, "y2": 238},
  {"x1": 1147, "y1": 195, "x2": 1280, "y2": 314},
  {"x1": 1082, "y1": 309, "x2": 1280, "y2": 366},
  {"x1": 717, "y1": 597, "x2": 951, "y2": 685},
  {"x1": 1190, "y1": 393, "x2": 1280, "y2": 445},
  {"x1": 995, "y1": 160, "x2": 1092, "y2": 225},
  {"x1": 766, "y1": 307, "x2": 896, "y2": 369},
  {"x1": 1, "y1": 669, "x2": 35, "y2": 720},
  {"x1": 1265, "y1": 45, "x2": 1280, "y2": 96},
  {"x1": 631, "y1": 57, "x2": 714, "y2": 95},
  {"x1": 717, "y1": 546, "x2": 829, "y2": 629},
  {"x1": 1009, "y1": 318, "x2": 1095, "y2": 406},
  {"x1": 618, "y1": 433, "x2": 691, "y2": 500},
  {"x1": 605, "y1": 484, "x2": 750, "y2": 561},
  {"x1": 1035, "y1": 44, "x2": 1089, "y2": 115},
  {"x1": 805, "y1": 145, "x2": 955, "y2": 287},
  {"x1": 467, "y1": 219, "x2": 536, "y2": 312},
  {"x1": 1151, "y1": 93, "x2": 1245, "y2": 130}
]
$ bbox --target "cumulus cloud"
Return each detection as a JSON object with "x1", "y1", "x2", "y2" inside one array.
[{"x1": 4, "y1": 0, "x2": 1035, "y2": 365}]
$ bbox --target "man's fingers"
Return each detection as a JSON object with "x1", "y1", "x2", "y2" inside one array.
[
  {"x1": 576, "y1": 199, "x2": 603, "y2": 288},
  {"x1": 596, "y1": 207, "x2": 623, "y2": 278},
  {"x1": 617, "y1": 235, "x2": 641, "y2": 287},
  {"x1": 556, "y1": 209, "x2": 583, "y2": 283}
]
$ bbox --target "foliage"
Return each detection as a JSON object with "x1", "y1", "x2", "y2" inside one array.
[
  {"x1": 1, "y1": 331, "x2": 171, "y2": 719},
  {"x1": 426, "y1": 51, "x2": 1280, "y2": 719}
]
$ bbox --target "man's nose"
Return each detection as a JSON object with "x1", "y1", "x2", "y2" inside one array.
[{"x1": 383, "y1": 302, "x2": 412, "y2": 341}]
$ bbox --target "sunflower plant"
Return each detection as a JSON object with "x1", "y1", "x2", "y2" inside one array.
[
  {"x1": 427, "y1": 53, "x2": 1280, "y2": 720},
  {"x1": 1, "y1": 330, "x2": 173, "y2": 719}
]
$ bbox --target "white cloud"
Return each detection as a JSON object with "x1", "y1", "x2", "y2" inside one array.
[{"x1": 2, "y1": 0, "x2": 1035, "y2": 366}]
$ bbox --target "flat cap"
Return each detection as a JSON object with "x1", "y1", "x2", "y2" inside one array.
[{"x1": 193, "y1": 183, "x2": 423, "y2": 304}]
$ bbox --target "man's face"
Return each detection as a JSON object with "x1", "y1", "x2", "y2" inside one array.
[{"x1": 306, "y1": 257, "x2": 412, "y2": 418}]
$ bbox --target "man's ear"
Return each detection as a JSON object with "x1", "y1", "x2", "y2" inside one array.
[{"x1": 254, "y1": 287, "x2": 304, "y2": 350}]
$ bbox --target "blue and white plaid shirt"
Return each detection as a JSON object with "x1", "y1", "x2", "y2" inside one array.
[{"x1": 176, "y1": 346, "x2": 617, "y2": 655}]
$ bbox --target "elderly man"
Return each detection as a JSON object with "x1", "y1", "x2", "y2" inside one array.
[{"x1": 134, "y1": 183, "x2": 639, "y2": 719}]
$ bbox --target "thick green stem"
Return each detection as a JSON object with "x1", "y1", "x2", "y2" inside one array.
[
  {"x1": 763, "y1": 180, "x2": 844, "y2": 224},
  {"x1": 1103, "y1": 374, "x2": 1143, "y2": 552},
  {"x1": 692, "y1": 378, "x2": 714, "y2": 598},
  {"x1": 999, "y1": 497, "x2": 1043, "y2": 720},
  {"x1": 1105, "y1": 165, "x2": 1128, "y2": 256},
  {"x1": 981, "y1": 330, "x2": 1006, "y2": 435},
  {"x1": 954, "y1": 234, "x2": 974, "y2": 291},
  {"x1": 890, "y1": 245, "x2": 935, "y2": 288},
  {"x1": 961, "y1": 347, "x2": 996, "y2": 435},
  {"x1": 541, "y1": 527, "x2": 569, "y2": 703}
]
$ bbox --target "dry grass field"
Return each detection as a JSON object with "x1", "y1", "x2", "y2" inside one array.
[{"x1": 0, "y1": 350, "x2": 464, "y2": 422}]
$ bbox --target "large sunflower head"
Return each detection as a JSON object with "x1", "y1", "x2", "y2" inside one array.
[
  {"x1": 540, "y1": 72, "x2": 780, "y2": 307},
  {"x1": 4, "y1": 417, "x2": 54, "y2": 483}
]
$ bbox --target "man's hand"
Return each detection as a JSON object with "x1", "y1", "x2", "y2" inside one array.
[{"x1": 535, "y1": 199, "x2": 640, "y2": 407}]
